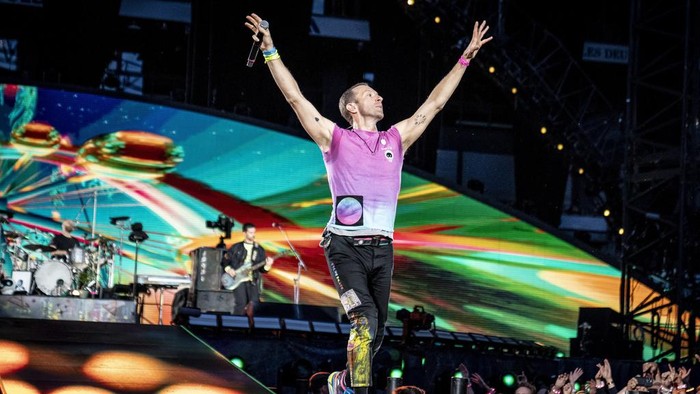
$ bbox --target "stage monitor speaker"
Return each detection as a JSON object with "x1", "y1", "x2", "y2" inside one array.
[{"x1": 190, "y1": 247, "x2": 223, "y2": 291}]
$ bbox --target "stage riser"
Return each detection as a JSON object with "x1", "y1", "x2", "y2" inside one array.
[{"x1": 0, "y1": 295, "x2": 135, "y2": 323}]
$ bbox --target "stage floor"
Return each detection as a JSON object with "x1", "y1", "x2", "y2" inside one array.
[{"x1": 0, "y1": 318, "x2": 272, "y2": 393}]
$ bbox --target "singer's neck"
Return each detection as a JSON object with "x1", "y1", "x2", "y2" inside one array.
[{"x1": 351, "y1": 118, "x2": 378, "y2": 132}]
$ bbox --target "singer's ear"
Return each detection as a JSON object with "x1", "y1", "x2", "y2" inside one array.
[{"x1": 346, "y1": 102, "x2": 357, "y2": 114}]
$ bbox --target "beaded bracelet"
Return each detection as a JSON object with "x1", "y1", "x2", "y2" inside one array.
[{"x1": 458, "y1": 56, "x2": 471, "y2": 68}]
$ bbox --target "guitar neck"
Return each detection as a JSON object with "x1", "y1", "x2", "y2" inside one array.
[{"x1": 240, "y1": 252, "x2": 285, "y2": 273}]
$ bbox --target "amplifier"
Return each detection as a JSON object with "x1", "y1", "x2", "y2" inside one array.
[
  {"x1": 190, "y1": 247, "x2": 223, "y2": 291},
  {"x1": 196, "y1": 290, "x2": 236, "y2": 314}
]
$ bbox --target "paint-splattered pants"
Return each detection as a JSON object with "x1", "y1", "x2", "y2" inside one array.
[{"x1": 323, "y1": 232, "x2": 394, "y2": 388}]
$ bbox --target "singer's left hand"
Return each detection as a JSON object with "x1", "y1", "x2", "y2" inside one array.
[
  {"x1": 244, "y1": 13, "x2": 274, "y2": 51},
  {"x1": 463, "y1": 20, "x2": 493, "y2": 60}
]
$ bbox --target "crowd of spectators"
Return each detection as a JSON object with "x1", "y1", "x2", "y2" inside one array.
[{"x1": 308, "y1": 354, "x2": 700, "y2": 394}]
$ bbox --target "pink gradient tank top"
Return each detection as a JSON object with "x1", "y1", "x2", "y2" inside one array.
[{"x1": 323, "y1": 124, "x2": 404, "y2": 238}]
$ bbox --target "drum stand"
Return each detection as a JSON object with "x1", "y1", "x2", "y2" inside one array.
[{"x1": 112, "y1": 220, "x2": 130, "y2": 291}]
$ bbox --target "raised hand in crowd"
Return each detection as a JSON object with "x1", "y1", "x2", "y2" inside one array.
[
  {"x1": 660, "y1": 366, "x2": 676, "y2": 391},
  {"x1": 517, "y1": 371, "x2": 529, "y2": 384},
  {"x1": 569, "y1": 368, "x2": 584, "y2": 386},
  {"x1": 563, "y1": 382, "x2": 573, "y2": 394},
  {"x1": 624, "y1": 376, "x2": 639, "y2": 394},
  {"x1": 551, "y1": 373, "x2": 569, "y2": 394},
  {"x1": 676, "y1": 366, "x2": 691, "y2": 384},
  {"x1": 471, "y1": 372, "x2": 492, "y2": 392},
  {"x1": 642, "y1": 362, "x2": 661, "y2": 385}
]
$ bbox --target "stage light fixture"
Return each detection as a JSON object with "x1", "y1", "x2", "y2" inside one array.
[
  {"x1": 489, "y1": 66, "x2": 496, "y2": 73},
  {"x1": 390, "y1": 368, "x2": 403, "y2": 378},
  {"x1": 188, "y1": 314, "x2": 217, "y2": 327},
  {"x1": 407, "y1": 0, "x2": 415, "y2": 5},
  {"x1": 283, "y1": 318, "x2": 312, "y2": 332},
  {"x1": 387, "y1": 376, "x2": 403, "y2": 393},
  {"x1": 434, "y1": 329, "x2": 457, "y2": 343},
  {"x1": 578, "y1": 168, "x2": 584, "y2": 175},
  {"x1": 434, "y1": 16, "x2": 441, "y2": 24},
  {"x1": 540, "y1": 126, "x2": 547, "y2": 134},
  {"x1": 229, "y1": 356, "x2": 245, "y2": 369},
  {"x1": 557, "y1": 143, "x2": 564, "y2": 151},
  {"x1": 618, "y1": 228, "x2": 625, "y2": 235},
  {"x1": 511, "y1": 87, "x2": 518, "y2": 94},
  {"x1": 603, "y1": 209, "x2": 611, "y2": 217},
  {"x1": 220, "y1": 315, "x2": 248, "y2": 329},
  {"x1": 255, "y1": 317, "x2": 282, "y2": 330},
  {"x1": 339, "y1": 323, "x2": 351, "y2": 334},
  {"x1": 310, "y1": 321, "x2": 339, "y2": 334},
  {"x1": 502, "y1": 373, "x2": 516, "y2": 387},
  {"x1": 555, "y1": 351, "x2": 565, "y2": 358}
]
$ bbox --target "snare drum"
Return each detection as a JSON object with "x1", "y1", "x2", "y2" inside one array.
[{"x1": 34, "y1": 260, "x2": 73, "y2": 296}]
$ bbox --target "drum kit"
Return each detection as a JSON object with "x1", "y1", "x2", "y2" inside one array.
[{"x1": 3, "y1": 229, "x2": 117, "y2": 297}]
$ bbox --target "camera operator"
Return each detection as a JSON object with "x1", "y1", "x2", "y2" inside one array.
[{"x1": 220, "y1": 222, "x2": 274, "y2": 328}]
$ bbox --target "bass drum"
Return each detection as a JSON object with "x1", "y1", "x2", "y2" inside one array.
[{"x1": 34, "y1": 260, "x2": 73, "y2": 296}]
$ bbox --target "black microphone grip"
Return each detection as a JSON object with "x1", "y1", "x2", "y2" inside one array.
[{"x1": 246, "y1": 20, "x2": 269, "y2": 67}]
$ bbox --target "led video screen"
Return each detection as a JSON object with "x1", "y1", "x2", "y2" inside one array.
[{"x1": 0, "y1": 83, "x2": 623, "y2": 352}]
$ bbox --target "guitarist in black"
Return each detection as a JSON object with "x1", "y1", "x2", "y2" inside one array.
[{"x1": 221, "y1": 223, "x2": 274, "y2": 327}]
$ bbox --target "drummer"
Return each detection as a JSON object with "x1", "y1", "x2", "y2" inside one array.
[{"x1": 50, "y1": 220, "x2": 79, "y2": 259}]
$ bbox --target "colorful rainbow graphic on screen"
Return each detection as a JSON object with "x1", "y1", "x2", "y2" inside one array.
[{"x1": 0, "y1": 83, "x2": 647, "y2": 353}]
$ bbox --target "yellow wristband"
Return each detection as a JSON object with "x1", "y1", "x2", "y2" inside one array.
[{"x1": 263, "y1": 48, "x2": 280, "y2": 63}]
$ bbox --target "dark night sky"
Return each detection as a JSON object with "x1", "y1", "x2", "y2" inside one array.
[{"x1": 0, "y1": 0, "x2": 636, "y2": 229}]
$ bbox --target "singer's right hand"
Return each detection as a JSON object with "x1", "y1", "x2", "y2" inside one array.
[{"x1": 244, "y1": 13, "x2": 274, "y2": 51}]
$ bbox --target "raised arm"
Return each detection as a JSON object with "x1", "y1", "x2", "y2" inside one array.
[
  {"x1": 394, "y1": 20, "x2": 492, "y2": 152},
  {"x1": 244, "y1": 14, "x2": 334, "y2": 151}
]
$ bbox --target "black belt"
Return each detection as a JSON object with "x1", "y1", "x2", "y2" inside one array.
[{"x1": 350, "y1": 235, "x2": 392, "y2": 246}]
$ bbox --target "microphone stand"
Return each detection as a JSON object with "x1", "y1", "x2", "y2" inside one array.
[
  {"x1": 273, "y1": 223, "x2": 306, "y2": 305},
  {"x1": 132, "y1": 240, "x2": 142, "y2": 324},
  {"x1": 128, "y1": 224, "x2": 148, "y2": 324}
]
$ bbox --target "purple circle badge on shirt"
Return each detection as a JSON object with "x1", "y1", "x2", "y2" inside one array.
[{"x1": 336, "y1": 196, "x2": 363, "y2": 225}]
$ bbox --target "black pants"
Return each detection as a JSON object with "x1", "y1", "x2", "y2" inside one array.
[
  {"x1": 323, "y1": 232, "x2": 394, "y2": 388},
  {"x1": 232, "y1": 281, "x2": 259, "y2": 315}
]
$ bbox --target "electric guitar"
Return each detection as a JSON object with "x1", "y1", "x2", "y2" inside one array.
[{"x1": 220, "y1": 251, "x2": 290, "y2": 291}]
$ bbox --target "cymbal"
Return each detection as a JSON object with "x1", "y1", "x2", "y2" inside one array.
[
  {"x1": 23, "y1": 244, "x2": 55, "y2": 252},
  {"x1": 2, "y1": 231, "x2": 24, "y2": 239}
]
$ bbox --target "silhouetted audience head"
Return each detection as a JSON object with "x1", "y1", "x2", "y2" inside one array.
[
  {"x1": 309, "y1": 371, "x2": 330, "y2": 394},
  {"x1": 516, "y1": 382, "x2": 537, "y2": 394},
  {"x1": 393, "y1": 386, "x2": 426, "y2": 394}
]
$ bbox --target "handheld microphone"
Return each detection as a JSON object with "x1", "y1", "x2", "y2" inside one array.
[
  {"x1": 272, "y1": 222, "x2": 279, "y2": 228},
  {"x1": 246, "y1": 20, "x2": 269, "y2": 67}
]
